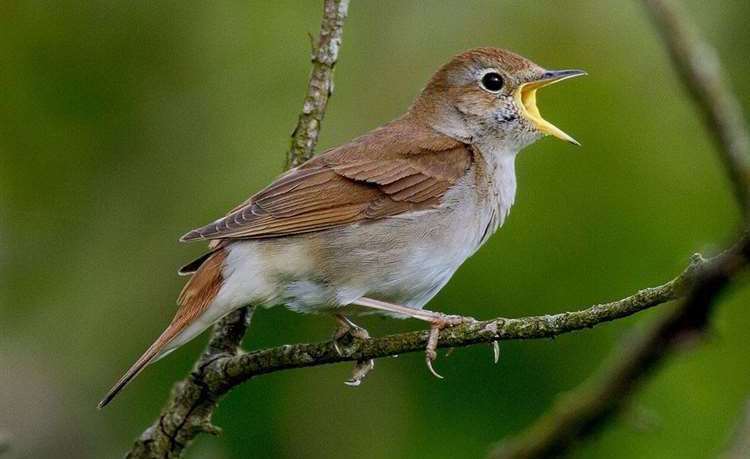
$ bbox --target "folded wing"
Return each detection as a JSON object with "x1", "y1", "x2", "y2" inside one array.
[{"x1": 180, "y1": 120, "x2": 473, "y2": 242}]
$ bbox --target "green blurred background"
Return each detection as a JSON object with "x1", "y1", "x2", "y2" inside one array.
[{"x1": 1, "y1": 1, "x2": 749, "y2": 458}]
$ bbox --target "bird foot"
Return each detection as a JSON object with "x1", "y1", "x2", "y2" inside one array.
[
  {"x1": 425, "y1": 314, "x2": 475, "y2": 379},
  {"x1": 332, "y1": 314, "x2": 375, "y2": 386},
  {"x1": 344, "y1": 358, "x2": 375, "y2": 386},
  {"x1": 332, "y1": 315, "x2": 371, "y2": 355}
]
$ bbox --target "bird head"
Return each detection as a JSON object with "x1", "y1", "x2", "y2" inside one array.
[{"x1": 411, "y1": 47, "x2": 585, "y2": 151}]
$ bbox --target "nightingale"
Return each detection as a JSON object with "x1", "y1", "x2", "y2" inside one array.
[{"x1": 99, "y1": 47, "x2": 584, "y2": 408}]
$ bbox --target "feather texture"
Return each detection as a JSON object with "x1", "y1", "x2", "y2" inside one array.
[
  {"x1": 180, "y1": 118, "x2": 473, "y2": 242},
  {"x1": 98, "y1": 249, "x2": 227, "y2": 408}
]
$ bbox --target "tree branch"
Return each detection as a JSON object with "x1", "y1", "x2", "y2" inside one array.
[
  {"x1": 486, "y1": 1, "x2": 750, "y2": 457},
  {"x1": 124, "y1": 237, "x2": 729, "y2": 458},
  {"x1": 287, "y1": 0, "x2": 349, "y2": 168},
  {"x1": 489, "y1": 234, "x2": 749, "y2": 459},
  {"x1": 124, "y1": 1, "x2": 349, "y2": 457},
  {"x1": 644, "y1": 0, "x2": 750, "y2": 212},
  {"x1": 125, "y1": 307, "x2": 254, "y2": 459},
  {"x1": 204, "y1": 254, "x2": 706, "y2": 388}
]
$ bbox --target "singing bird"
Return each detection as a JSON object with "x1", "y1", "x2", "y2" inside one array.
[{"x1": 99, "y1": 47, "x2": 584, "y2": 408}]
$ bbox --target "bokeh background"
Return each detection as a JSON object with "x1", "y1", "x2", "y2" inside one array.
[{"x1": 2, "y1": 1, "x2": 749, "y2": 458}]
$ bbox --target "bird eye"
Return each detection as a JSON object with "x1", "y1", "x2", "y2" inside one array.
[{"x1": 480, "y1": 72, "x2": 504, "y2": 92}]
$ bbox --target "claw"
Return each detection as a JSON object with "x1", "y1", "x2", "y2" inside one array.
[
  {"x1": 423, "y1": 315, "x2": 469, "y2": 379},
  {"x1": 345, "y1": 359, "x2": 375, "y2": 386},
  {"x1": 332, "y1": 314, "x2": 370, "y2": 355},
  {"x1": 333, "y1": 340, "x2": 342, "y2": 356},
  {"x1": 425, "y1": 321, "x2": 441, "y2": 378},
  {"x1": 345, "y1": 299, "x2": 475, "y2": 381},
  {"x1": 492, "y1": 340, "x2": 500, "y2": 364},
  {"x1": 425, "y1": 354, "x2": 444, "y2": 379},
  {"x1": 332, "y1": 314, "x2": 375, "y2": 386}
]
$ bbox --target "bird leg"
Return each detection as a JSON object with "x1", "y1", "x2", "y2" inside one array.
[
  {"x1": 332, "y1": 314, "x2": 375, "y2": 386},
  {"x1": 345, "y1": 359, "x2": 375, "y2": 387},
  {"x1": 353, "y1": 297, "x2": 475, "y2": 378}
]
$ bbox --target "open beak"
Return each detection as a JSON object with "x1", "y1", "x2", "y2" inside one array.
[{"x1": 514, "y1": 69, "x2": 586, "y2": 146}]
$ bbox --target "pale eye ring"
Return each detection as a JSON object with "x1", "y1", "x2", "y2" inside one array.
[{"x1": 480, "y1": 71, "x2": 504, "y2": 93}]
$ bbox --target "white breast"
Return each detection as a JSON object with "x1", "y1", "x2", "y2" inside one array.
[
  {"x1": 474, "y1": 144, "x2": 519, "y2": 246},
  {"x1": 338, "y1": 145, "x2": 520, "y2": 311}
]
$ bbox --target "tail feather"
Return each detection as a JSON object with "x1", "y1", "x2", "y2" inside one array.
[
  {"x1": 178, "y1": 251, "x2": 213, "y2": 276},
  {"x1": 97, "y1": 323, "x2": 184, "y2": 409},
  {"x1": 98, "y1": 248, "x2": 227, "y2": 409}
]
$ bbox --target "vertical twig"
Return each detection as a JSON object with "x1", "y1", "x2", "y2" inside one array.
[
  {"x1": 644, "y1": 0, "x2": 750, "y2": 213},
  {"x1": 287, "y1": 0, "x2": 350, "y2": 168},
  {"x1": 123, "y1": 1, "x2": 350, "y2": 457}
]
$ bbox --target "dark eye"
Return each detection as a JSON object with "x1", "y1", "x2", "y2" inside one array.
[{"x1": 480, "y1": 72, "x2": 504, "y2": 92}]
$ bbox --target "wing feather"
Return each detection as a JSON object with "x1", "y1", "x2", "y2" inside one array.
[{"x1": 180, "y1": 119, "x2": 473, "y2": 242}]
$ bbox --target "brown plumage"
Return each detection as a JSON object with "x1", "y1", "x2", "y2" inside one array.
[
  {"x1": 100, "y1": 47, "x2": 584, "y2": 407},
  {"x1": 180, "y1": 118, "x2": 472, "y2": 242}
]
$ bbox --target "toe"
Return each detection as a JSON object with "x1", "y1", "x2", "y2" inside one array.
[
  {"x1": 425, "y1": 356, "x2": 444, "y2": 379},
  {"x1": 345, "y1": 359, "x2": 375, "y2": 386},
  {"x1": 492, "y1": 340, "x2": 500, "y2": 364},
  {"x1": 333, "y1": 341, "x2": 343, "y2": 356},
  {"x1": 350, "y1": 326, "x2": 370, "y2": 340}
]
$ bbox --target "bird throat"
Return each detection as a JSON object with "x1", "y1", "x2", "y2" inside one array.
[{"x1": 475, "y1": 143, "x2": 518, "y2": 243}]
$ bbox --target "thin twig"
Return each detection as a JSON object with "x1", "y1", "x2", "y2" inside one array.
[
  {"x1": 489, "y1": 234, "x2": 749, "y2": 459},
  {"x1": 207, "y1": 253, "x2": 705, "y2": 388},
  {"x1": 486, "y1": 0, "x2": 750, "y2": 456},
  {"x1": 125, "y1": 308, "x2": 253, "y2": 459},
  {"x1": 124, "y1": 1, "x2": 350, "y2": 457},
  {"x1": 127, "y1": 245, "x2": 710, "y2": 457},
  {"x1": 287, "y1": 0, "x2": 349, "y2": 168},
  {"x1": 123, "y1": 235, "x2": 740, "y2": 459},
  {"x1": 644, "y1": 0, "x2": 750, "y2": 213}
]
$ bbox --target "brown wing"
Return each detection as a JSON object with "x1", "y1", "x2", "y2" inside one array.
[{"x1": 180, "y1": 119, "x2": 473, "y2": 242}]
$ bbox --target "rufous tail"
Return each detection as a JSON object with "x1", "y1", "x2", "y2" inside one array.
[
  {"x1": 98, "y1": 249, "x2": 227, "y2": 409},
  {"x1": 97, "y1": 321, "x2": 185, "y2": 408}
]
